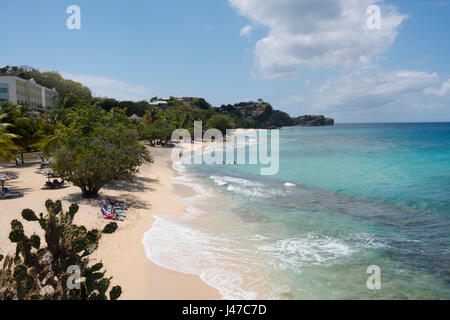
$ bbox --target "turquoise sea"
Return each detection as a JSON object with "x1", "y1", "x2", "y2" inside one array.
[{"x1": 144, "y1": 123, "x2": 450, "y2": 299}]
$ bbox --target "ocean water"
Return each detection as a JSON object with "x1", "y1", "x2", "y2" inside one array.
[{"x1": 143, "y1": 123, "x2": 450, "y2": 300}]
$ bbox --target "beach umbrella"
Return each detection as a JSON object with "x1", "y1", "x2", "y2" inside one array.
[
  {"x1": 39, "y1": 168, "x2": 55, "y2": 182},
  {"x1": 0, "y1": 172, "x2": 18, "y2": 190},
  {"x1": 39, "y1": 168, "x2": 54, "y2": 175}
]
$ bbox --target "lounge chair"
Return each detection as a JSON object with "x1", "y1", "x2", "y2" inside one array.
[
  {"x1": 104, "y1": 196, "x2": 129, "y2": 209},
  {"x1": 101, "y1": 204, "x2": 126, "y2": 216},
  {"x1": 100, "y1": 207, "x2": 124, "y2": 221},
  {"x1": 102, "y1": 200, "x2": 128, "y2": 210},
  {"x1": 44, "y1": 179, "x2": 68, "y2": 189},
  {"x1": 1, "y1": 188, "x2": 24, "y2": 198}
]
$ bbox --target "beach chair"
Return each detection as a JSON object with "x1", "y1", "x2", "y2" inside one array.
[
  {"x1": 1, "y1": 191, "x2": 20, "y2": 199},
  {"x1": 45, "y1": 181, "x2": 59, "y2": 189},
  {"x1": 56, "y1": 179, "x2": 69, "y2": 188},
  {"x1": 2, "y1": 187, "x2": 24, "y2": 198},
  {"x1": 44, "y1": 180, "x2": 68, "y2": 189},
  {"x1": 105, "y1": 196, "x2": 129, "y2": 209},
  {"x1": 100, "y1": 207, "x2": 124, "y2": 221},
  {"x1": 101, "y1": 204, "x2": 126, "y2": 216}
]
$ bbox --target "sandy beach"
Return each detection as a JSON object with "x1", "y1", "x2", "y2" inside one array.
[{"x1": 0, "y1": 146, "x2": 221, "y2": 300}]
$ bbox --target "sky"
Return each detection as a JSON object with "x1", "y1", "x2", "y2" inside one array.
[{"x1": 0, "y1": 0, "x2": 449, "y2": 123}]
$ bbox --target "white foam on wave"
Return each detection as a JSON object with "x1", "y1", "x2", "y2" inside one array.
[
  {"x1": 348, "y1": 233, "x2": 390, "y2": 249},
  {"x1": 172, "y1": 160, "x2": 213, "y2": 203},
  {"x1": 210, "y1": 175, "x2": 284, "y2": 199},
  {"x1": 143, "y1": 216, "x2": 259, "y2": 300},
  {"x1": 210, "y1": 175, "x2": 263, "y2": 187},
  {"x1": 284, "y1": 182, "x2": 296, "y2": 187},
  {"x1": 149, "y1": 140, "x2": 268, "y2": 298},
  {"x1": 258, "y1": 233, "x2": 354, "y2": 273},
  {"x1": 226, "y1": 184, "x2": 269, "y2": 199},
  {"x1": 171, "y1": 159, "x2": 187, "y2": 173}
]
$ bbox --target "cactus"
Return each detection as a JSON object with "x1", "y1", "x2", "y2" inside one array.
[{"x1": 0, "y1": 200, "x2": 122, "y2": 300}]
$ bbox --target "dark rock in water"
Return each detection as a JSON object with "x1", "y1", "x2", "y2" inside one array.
[
  {"x1": 325, "y1": 118, "x2": 334, "y2": 126},
  {"x1": 234, "y1": 208, "x2": 271, "y2": 223}
]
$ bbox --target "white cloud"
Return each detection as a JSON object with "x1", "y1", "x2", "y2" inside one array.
[
  {"x1": 61, "y1": 72, "x2": 154, "y2": 101},
  {"x1": 240, "y1": 24, "x2": 253, "y2": 37},
  {"x1": 229, "y1": 0, "x2": 407, "y2": 79},
  {"x1": 424, "y1": 79, "x2": 450, "y2": 96},
  {"x1": 283, "y1": 69, "x2": 450, "y2": 120}
]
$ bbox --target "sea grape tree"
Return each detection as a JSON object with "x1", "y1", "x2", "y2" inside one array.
[{"x1": 53, "y1": 105, "x2": 152, "y2": 198}]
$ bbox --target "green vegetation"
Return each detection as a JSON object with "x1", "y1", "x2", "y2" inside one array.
[
  {"x1": 0, "y1": 200, "x2": 121, "y2": 300},
  {"x1": 0, "y1": 66, "x2": 92, "y2": 101},
  {"x1": 219, "y1": 101, "x2": 334, "y2": 128},
  {"x1": 1, "y1": 66, "x2": 333, "y2": 156},
  {"x1": 53, "y1": 106, "x2": 152, "y2": 198},
  {"x1": 0, "y1": 101, "x2": 152, "y2": 197},
  {"x1": 96, "y1": 98, "x2": 153, "y2": 117},
  {"x1": 0, "y1": 64, "x2": 334, "y2": 163},
  {"x1": 141, "y1": 119, "x2": 177, "y2": 145},
  {"x1": 0, "y1": 115, "x2": 20, "y2": 162},
  {"x1": 0, "y1": 102, "x2": 47, "y2": 163},
  {"x1": 1, "y1": 65, "x2": 333, "y2": 169},
  {"x1": 205, "y1": 114, "x2": 236, "y2": 135}
]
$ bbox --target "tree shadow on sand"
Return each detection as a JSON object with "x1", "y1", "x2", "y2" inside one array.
[
  {"x1": 63, "y1": 192, "x2": 151, "y2": 210},
  {"x1": 4, "y1": 178, "x2": 33, "y2": 193},
  {"x1": 102, "y1": 176, "x2": 158, "y2": 193},
  {"x1": 62, "y1": 175, "x2": 158, "y2": 210}
]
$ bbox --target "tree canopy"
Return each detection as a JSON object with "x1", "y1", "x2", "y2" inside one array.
[
  {"x1": 53, "y1": 105, "x2": 152, "y2": 197},
  {"x1": 0, "y1": 66, "x2": 92, "y2": 101},
  {"x1": 205, "y1": 114, "x2": 236, "y2": 135}
]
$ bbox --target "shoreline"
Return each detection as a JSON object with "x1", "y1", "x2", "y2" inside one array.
[
  {"x1": 0, "y1": 146, "x2": 221, "y2": 300},
  {"x1": 92, "y1": 146, "x2": 221, "y2": 300}
]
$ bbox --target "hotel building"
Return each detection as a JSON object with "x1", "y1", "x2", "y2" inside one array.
[{"x1": 0, "y1": 76, "x2": 59, "y2": 109}]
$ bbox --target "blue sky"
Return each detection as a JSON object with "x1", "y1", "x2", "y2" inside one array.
[{"x1": 1, "y1": 0, "x2": 449, "y2": 122}]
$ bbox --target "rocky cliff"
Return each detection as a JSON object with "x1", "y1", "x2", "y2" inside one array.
[{"x1": 294, "y1": 115, "x2": 334, "y2": 126}]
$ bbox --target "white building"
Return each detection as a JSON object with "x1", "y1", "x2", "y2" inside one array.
[
  {"x1": 149, "y1": 100, "x2": 168, "y2": 106},
  {"x1": 129, "y1": 114, "x2": 142, "y2": 121},
  {"x1": 0, "y1": 76, "x2": 59, "y2": 109}
]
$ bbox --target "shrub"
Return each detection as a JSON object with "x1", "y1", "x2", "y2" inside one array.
[
  {"x1": 205, "y1": 114, "x2": 236, "y2": 135},
  {"x1": 0, "y1": 200, "x2": 121, "y2": 300},
  {"x1": 53, "y1": 106, "x2": 152, "y2": 198}
]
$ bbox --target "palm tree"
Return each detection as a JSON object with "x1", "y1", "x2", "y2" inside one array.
[
  {"x1": 0, "y1": 102, "x2": 45, "y2": 163},
  {"x1": 0, "y1": 115, "x2": 20, "y2": 162},
  {"x1": 142, "y1": 113, "x2": 152, "y2": 128},
  {"x1": 46, "y1": 108, "x2": 74, "y2": 126},
  {"x1": 142, "y1": 107, "x2": 162, "y2": 128},
  {"x1": 31, "y1": 121, "x2": 62, "y2": 156}
]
